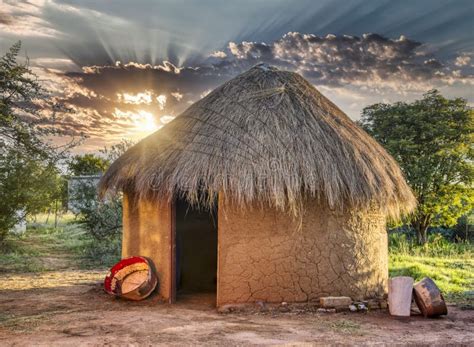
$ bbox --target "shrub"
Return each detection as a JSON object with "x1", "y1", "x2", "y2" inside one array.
[{"x1": 389, "y1": 232, "x2": 472, "y2": 258}]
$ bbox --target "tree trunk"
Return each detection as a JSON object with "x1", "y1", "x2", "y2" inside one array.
[
  {"x1": 54, "y1": 200, "x2": 58, "y2": 230},
  {"x1": 466, "y1": 221, "x2": 469, "y2": 242},
  {"x1": 412, "y1": 216, "x2": 430, "y2": 245},
  {"x1": 416, "y1": 226, "x2": 428, "y2": 245},
  {"x1": 45, "y1": 208, "x2": 51, "y2": 224}
]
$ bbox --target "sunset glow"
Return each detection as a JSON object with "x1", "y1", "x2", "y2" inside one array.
[
  {"x1": 2, "y1": 0, "x2": 471, "y2": 151},
  {"x1": 113, "y1": 108, "x2": 160, "y2": 138},
  {"x1": 133, "y1": 110, "x2": 158, "y2": 133},
  {"x1": 157, "y1": 94, "x2": 167, "y2": 110},
  {"x1": 117, "y1": 91, "x2": 153, "y2": 105},
  {"x1": 160, "y1": 115, "x2": 175, "y2": 124}
]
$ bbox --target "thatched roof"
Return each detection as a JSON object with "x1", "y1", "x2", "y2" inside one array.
[{"x1": 100, "y1": 64, "x2": 416, "y2": 218}]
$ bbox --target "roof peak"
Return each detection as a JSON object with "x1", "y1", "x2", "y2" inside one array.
[{"x1": 253, "y1": 62, "x2": 279, "y2": 72}]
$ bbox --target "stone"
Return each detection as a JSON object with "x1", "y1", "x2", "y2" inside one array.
[
  {"x1": 349, "y1": 304, "x2": 358, "y2": 312},
  {"x1": 255, "y1": 301, "x2": 267, "y2": 312},
  {"x1": 368, "y1": 299, "x2": 380, "y2": 309},
  {"x1": 320, "y1": 296, "x2": 352, "y2": 308},
  {"x1": 317, "y1": 308, "x2": 337, "y2": 313},
  {"x1": 278, "y1": 305, "x2": 291, "y2": 313},
  {"x1": 380, "y1": 300, "x2": 388, "y2": 309},
  {"x1": 357, "y1": 303, "x2": 367, "y2": 311},
  {"x1": 217, "y1": 304, "x2": 248, "y2": 313},
  {"x1": 217, "y1": 305, "x2": 233, "y2": 314}
]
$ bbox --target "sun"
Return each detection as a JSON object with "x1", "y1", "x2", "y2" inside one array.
[
  {"x1": 112, "y1": 107, "x2": 172, "y2": 141},
  {"x1": 133, "y1": 110, "x2": 158, "y2": 133}
]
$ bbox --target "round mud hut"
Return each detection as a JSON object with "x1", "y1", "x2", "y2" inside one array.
[{"x1": 99, "y1": 64, "x2": 416, "y2": 307}]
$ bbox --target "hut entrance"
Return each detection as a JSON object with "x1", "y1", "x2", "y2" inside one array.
[{"x1": 173, "y1": 196, "x2": 217, "y2": 304}]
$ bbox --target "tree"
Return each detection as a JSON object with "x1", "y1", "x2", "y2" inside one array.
[
  {"x1": 359, "y1": 90, "x2": 473, "y2": 244},
  {"x1": 68, "y1": 154, "x2": 110, "y2": 176},
  {"x1": 73, "y1": 140, "x2": 134, "y2": 239},
  {"x1": 0, "y1": 42, "x2": 78, "y2": 243},
  {"x1": 0, "y1": 152, "x2": 63, "y2": 239}
]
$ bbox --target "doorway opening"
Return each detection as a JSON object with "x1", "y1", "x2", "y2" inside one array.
[{"x1": 174, "y1": 196, "x2": 217, "y2": 305}]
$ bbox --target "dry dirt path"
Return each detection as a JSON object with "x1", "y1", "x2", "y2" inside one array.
[{"x1": 0, "y1": 278, "x2": 473, "y2": 346}]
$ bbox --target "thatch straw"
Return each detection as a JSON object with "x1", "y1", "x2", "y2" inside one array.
[{"x1": 99, "y1": 64, "x2": 416, "y2": 219}]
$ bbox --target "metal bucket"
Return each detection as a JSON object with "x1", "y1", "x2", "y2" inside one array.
[{"x1": 413, "y1": 277, "x2": 447, "y2": 317}]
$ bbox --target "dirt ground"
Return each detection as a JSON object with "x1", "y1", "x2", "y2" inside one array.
[{"x1": 0, "y1": 272, "x2": 473, "y2": 346}]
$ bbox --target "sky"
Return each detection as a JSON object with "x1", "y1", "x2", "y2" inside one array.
[{"x1": 1, "y1": 0, "x2": 473, "y2": 152}]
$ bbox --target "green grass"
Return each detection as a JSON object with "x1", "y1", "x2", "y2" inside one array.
[
  {"x1": 0, "y1": 213, "x2": 121, "y2": 273},
  {"x1": 389, "y1": 233, "x2": 473, "y2": 304}
]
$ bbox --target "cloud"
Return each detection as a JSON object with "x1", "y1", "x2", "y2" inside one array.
[
  {"x1": 2, "y1": 0, "x2": 471, "y2": 153},
  {"x1": 33, "y1": 32, "x2": 473, "y2": 151},
  {"x1": 210, "y1": 51, "x2": 227, "y2": 59},
  {"x1": 117, "y1": 91, "x2": 153, "y2": 105},
  {"x1": 0, "y1": 0, "x2": 59, "y2": 38},
  {"x1": 455, "y1": 55, "x2": 472, "y2": 67},
  {"x1": 213, "y1": 32, "x2": 474, "y2": 93}
]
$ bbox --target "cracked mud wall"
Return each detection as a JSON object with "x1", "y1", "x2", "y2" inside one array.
[
  {"x1": 217, "y1": 198, "x2": 388, "y2": 306},
  {"x1": 122, "y1": 191, "x2": 172, "y2": 301}
]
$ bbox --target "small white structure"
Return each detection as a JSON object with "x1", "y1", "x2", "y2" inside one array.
[
  {"x1": 67, "y1": 175, "x2": 101, "y2": 213},
  {"x1": 12, "y1": 209, "x2": 27, "y2": 234}
]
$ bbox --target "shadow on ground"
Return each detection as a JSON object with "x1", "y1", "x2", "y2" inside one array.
[{"x1": 0, "y1": 275, "x2": 473, "y2": 346}]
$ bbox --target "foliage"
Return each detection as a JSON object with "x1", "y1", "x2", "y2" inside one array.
[
  {"x1": 72, "y1": 179, "x2": 123, "y2": 239},
  {"x1": 389, "y1": 232, "x2": 472, "y2": 257},
  {"x1": 71, "y1": 140, "x2": 134, "y2": 240},
  {"x1": 68, "y1": 154, "x2": 110, "y2": 176},
  {"x1": 454, "y1": 213, "x2": 474, "y2": 242},
  {"x1": 360, "y1": 90, "x2": 474, "y2": 244},
  {"x1": 0, "y1": 153, "x2": 65, "y2": 241},
  {"x1": 0, "y1": 42, "x2": 78, "y2": 243}
]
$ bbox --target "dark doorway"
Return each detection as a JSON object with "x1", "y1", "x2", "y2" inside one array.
[{"x1": 174, "y1": 196, "x2": 217, "y2": 301}]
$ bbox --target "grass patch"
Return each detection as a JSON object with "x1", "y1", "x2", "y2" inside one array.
[
  {"x1": 0, "y1": 213, "x2": 121, "y2": 273},
  {"x1": 389, "y1": 233, "x2": 473, "y2": 304}
]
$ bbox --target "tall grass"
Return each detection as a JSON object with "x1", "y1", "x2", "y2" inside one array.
[
  {"x1": 0, "y1": 213, "x2": 121, "y2": 272},
  {"x1": 389, "y1": 233, "x2": 473, "y2": 258},
  {"x1": 389, "y1": 232, "x2": 473, "y2": 303}
]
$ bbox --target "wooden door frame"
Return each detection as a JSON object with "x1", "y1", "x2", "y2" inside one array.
[{"x1": 169, "y1": 196, "x2": 219, "y2": 305}]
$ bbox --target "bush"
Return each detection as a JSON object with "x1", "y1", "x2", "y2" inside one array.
[
  {"x1": 389, "y1": 232, "x2": 472, "y2": 258},
  {"x1": 71, "y1": 180, "x2": 122, "y2": 240}
]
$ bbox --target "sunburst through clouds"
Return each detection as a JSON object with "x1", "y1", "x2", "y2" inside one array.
[
  {"x1": 2, "y1": 0, "x2": 472, "y2": 151},
  {"x1": 113, "y1": 91, "x2": 175, "y2": 139}
]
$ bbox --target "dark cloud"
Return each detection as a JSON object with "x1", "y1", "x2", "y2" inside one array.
[
  {"x1": 3, "y1": 0, "x2": 473, "y2": 65},
  {"x1": 61, "y1": 32, "x2": 472, "y2": 107},
  {"x1": 36, "y1": 32, "x2": 473, "y2": 150},
  {"x1": 210, "y1": 32, "x2": 469, "y2": 89}
]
